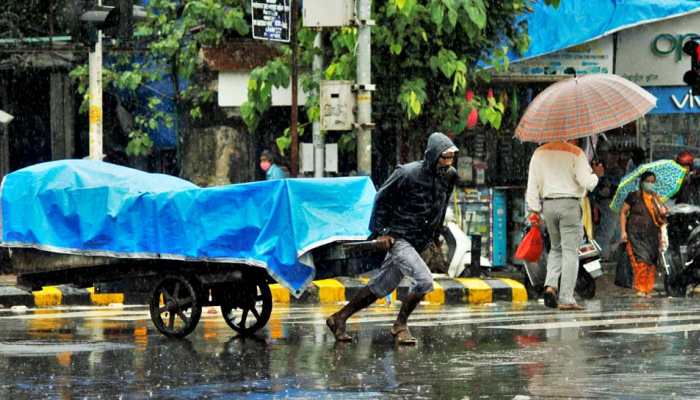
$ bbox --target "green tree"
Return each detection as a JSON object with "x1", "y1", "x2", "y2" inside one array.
[
  {"x1": 243, "y1": 0, "x2": 560, "y2": 157},
  {"x1": 70, "y1": 0, "x2": 249, "y2": 166}
]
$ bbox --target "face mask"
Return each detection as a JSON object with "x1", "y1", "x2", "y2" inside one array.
[
  {"x1": 437, "y1": 166, "x2": 457, "y2": 181},
  {"x1": 641, "y1": 182, "x2": 655, "y2": 192},
  {"x1": 260, "y1": 161, "x2": 271, "y2": 172}
]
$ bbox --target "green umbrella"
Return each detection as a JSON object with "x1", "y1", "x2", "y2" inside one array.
[{"x1": 609, "y1": 160, "x2": 687, "y2": 212}]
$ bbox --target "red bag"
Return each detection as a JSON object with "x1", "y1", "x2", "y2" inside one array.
[{"x1": 515, "y1": 225, "x2": 544, "y2": 262}]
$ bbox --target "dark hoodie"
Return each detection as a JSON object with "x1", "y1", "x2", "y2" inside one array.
[{"x1": 369, "y1": 132, "x2": 458, "y2": 252}]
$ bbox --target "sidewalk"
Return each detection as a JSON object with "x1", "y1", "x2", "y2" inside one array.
[{"x1": 0, "y1": 273, "x2": 528, "y2": 308}]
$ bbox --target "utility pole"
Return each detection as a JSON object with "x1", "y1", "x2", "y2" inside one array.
[
  {"x1": 118, "y1": 0, "x2": 134, "y2": 39},
  {"x1": 312, "y1": 31, "x2": 324, "y2": 178},
  {"x1": 290, "y1": 1, "x2": 299, "y2": 177},
  {"x1": 88, "y1": 1, "x2": 104, "y2": 161},
  {"x1": 355, "y1": 0, "x2": 373, "y2": 176}
]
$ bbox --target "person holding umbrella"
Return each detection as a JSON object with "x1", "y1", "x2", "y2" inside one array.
[
  {"x1": 619, "y1": 171, "x2": 668, "y2": 298},
  {"x1": 517, "y1": 73, "x2": 657, "y2": 310},
  {"x1": 526, "y1": 142, "x2": 604, "y2": 310}
]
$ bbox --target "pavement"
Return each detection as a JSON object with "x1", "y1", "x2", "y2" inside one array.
[
  {"x1": 0, "y1": 271, "x2": 529, "y2": 308},
  {"x1": 3, "y1": 295, "x2": 700, "y2": 398}
]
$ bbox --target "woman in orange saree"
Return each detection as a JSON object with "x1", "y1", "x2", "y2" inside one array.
[{"x1": 620, "y1": 171, "x2": 668, "y2": 298}]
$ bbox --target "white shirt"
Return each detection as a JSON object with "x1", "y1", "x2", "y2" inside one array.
[{"x1": 525, "y1": 142, "x2": 599, "y2": 213}]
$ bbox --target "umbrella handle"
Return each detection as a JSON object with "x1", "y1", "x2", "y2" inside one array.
[{"x1": 589, "y1": 136, "x2": 599, "y2": 163}]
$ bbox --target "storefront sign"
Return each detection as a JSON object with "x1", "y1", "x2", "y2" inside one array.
[
  {"x1": 508, "y1": 36, "x2": 613, "y2": 76},
  {"x1": 646, "y1": 86, "x2": 700, "y2": 114},
  {"x1": 651, "y1": 33, "x2": 700, "y2": 61},
  {"x1": 617, "y1": 12, "x2": 700, "y2": 86}
]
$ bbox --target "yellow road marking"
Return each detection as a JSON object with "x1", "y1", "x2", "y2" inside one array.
[
  {"x1": 456, "y1": 278, "x2": 493, "y2": 304},
  {"x1": 424, "y1": 280, "x2": 445, "y2": 304},
  {"x1": 269, "y1": 284, "x2": 291, "y2": 304},
  {"x1": 33, "y1": 286, "x2": 62, "y2": 307},
  {"x1": 314, "y1": 279, "x2": 346, "y2": 304},
  {"x1": 496, "y1": 278, "x2": 528, "y2": 303},
  {"x1": 87, "y1": 287, "x2": 125, "y2": 306}
]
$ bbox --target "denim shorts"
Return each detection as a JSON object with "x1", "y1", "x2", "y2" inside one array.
[{"x1": 368, "y1": 238, "x2": 434, "y2": 297}]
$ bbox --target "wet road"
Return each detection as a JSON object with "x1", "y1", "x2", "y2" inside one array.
[{"x1": 2, "y1": 297, "x2": 700, "y2": 399}]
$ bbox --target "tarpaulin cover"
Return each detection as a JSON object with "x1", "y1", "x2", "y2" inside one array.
[
  {"x1": 0, "y1": 160, "x2": 376, "y2": 296},
  {"x1": 500, "y1": 0, "x2": 700, "y2": 64}
]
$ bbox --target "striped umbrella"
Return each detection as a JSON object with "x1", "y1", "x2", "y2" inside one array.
[
  {"x1": 515, "y1": 74, "x2": 657, "y2": 143},
  {"x1": 609, "y1": 160, "x2": 687, "y2": 212}
]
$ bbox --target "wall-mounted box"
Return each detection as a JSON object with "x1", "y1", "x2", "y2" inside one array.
[
  {"x1": 303, "y1": 0, "x2": 355, "y2": 27},
  {"x1": 320, "y1": 80, "x2": 355, "y2": 131}
]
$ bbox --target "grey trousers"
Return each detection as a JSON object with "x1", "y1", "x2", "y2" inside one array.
[
  {"x1": 368, "y1": 238, "x2": 434, "y2": 297},
  {"x1": 543, "y1": 198, "x2": 583, "y2": 305}
]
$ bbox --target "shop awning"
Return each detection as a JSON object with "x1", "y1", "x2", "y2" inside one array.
[{"x1": 506, "y1": 0, "x2": 700, "y2": 64}]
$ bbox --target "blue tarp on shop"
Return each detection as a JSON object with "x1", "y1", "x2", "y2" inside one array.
[
  {"x1": 0, "y1": 160, "x2": 376, "y2": 295},
  {"x1": 505, "y1": 0, "x2": 700, "y2": 63}
]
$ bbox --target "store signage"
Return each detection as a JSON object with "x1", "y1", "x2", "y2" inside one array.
[
  {"x1": 251, "y1": 0, "x2": 291, "y2": 43},
  {"x1": 507, "y1": 36, "x2": 613, "y2": 76},
  {"x1": 646, "y1": 86, "x2": 700, "y2": 114},
  {"x1": 651, "y1": 33, "x2": 700, "y2": 61},
  {"x1": 617, "y1": 12, "x2": 700, "y2": 86}
]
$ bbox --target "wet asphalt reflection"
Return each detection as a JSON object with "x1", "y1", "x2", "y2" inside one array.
[{"x1": 2, "y1": 297, "x2": 700, "y2": 399}]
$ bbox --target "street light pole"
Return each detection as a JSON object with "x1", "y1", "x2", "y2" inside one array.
[
  {"x1": 312, "y1": 31, "x2": 324, "y2": 178},
  {"x1": 88, "y1": 12, "x2": 103, "y2": 161},
  {"x1": 0, "y1": 110, "x2": 13, "y2": 177},
  {"x1": 355, "y1": 0, "x2": 373, "y2": 176},
  {"x1": 290, "y1": 1, "x2": 299, "y2": 177}
]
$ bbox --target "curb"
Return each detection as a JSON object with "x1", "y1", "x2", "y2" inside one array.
[
  {"x1": 0, "y1": 277, "x2": 527, "y2": 309},
  {"x1": 271, "y1": 276, "x2": 527, "y2": 305}
]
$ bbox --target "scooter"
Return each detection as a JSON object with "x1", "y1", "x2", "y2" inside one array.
[
  {"x1": 518, "y1": 223, "x2": 601, "y2": 301},
  {"x1": 440, "y1": 208, "x2": 492, "y2": 278},
  {"x1": 661, "y1": 204, "x2": 700, "y2": 297}
]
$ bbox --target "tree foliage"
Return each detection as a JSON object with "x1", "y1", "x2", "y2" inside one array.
[
  {"x1": 70, "y1": 0, "x2": 249, "y2": 158},
  {"x1": 244, "y1": 0, "x2": 560, "y2": 155},
  {"x1": 66, "y1": 0, "x2": 560, "y2": 161}
]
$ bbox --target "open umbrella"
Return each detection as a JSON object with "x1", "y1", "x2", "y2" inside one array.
[
  {"x1": 609, "y1": 160, "x2": 687, "y2": 212},
  {"x1": 516, "y1": 74, "x2": 657, "y2": 143}
]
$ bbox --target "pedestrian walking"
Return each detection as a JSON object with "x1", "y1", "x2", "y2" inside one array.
[
  {"x1": 326, "y1": 132, "x2": 458, "y2": 345},
  {"x1": 259, "y1": 150, "x2": 287, "y2": 180},
  {"x1": 620, "y1": 171, "x2": 668, "y2": 298},
  {"x1": 525, "y1": 141, "x2": 604, "y2": 310}
]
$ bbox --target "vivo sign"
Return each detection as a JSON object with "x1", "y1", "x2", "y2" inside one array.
[{"x1": 647, "y1": 86, "x2": 700, "y2": 114}]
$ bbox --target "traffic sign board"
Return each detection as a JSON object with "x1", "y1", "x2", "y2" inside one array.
[{"x1": 251, "y1": 0, "x2": 291, "y2": 43}]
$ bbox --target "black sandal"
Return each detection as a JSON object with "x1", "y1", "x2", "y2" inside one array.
[{"x1": 544, "y1": 286, "x2": 558, "y2": 309}]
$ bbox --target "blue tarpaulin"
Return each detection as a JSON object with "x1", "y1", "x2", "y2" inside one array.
[
  {"x1": 0, "y1": 160, "x2": 376, "y2": 296},
  {"x1": 502, "y1": 0, "x2": 700, "y2": 64}
]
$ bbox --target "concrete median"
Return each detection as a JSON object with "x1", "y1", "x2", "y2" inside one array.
[{"x1": 0, "y1": 275, "x2": 528, "y2": 308}]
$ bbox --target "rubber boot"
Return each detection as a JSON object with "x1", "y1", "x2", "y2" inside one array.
[
  {"x1": 391, "y1": 292, "x2": 424, "y2": 345},
  {"x1": 326, "y1": 286, "x2": 377, "y2": 342}
]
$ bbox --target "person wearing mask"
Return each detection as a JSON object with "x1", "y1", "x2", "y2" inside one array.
[
  {"x1": 620, "y1": 171, "x2": 668, "y2": 298},
  {"x1": 259, "y1": 150, "x2": 287, "y2": 180},
  {"x1": 325, "y1": 132, "x2": 458, "y2": 345},
  {"x1": 526, "y1": 141, "x2": 604, "y2": 310}
]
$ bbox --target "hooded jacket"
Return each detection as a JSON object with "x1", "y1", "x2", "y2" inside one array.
[{"x1": 369, "y1": 132, "x2": 458, "y2": 252}]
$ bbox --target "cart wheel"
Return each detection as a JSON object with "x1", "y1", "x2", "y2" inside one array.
[
  {"x1": 221, "y1": 277, "x2": 272, "y2": 336},
  {"x1": 150, "y1": 275, "x2": 202, "y2": 338}
]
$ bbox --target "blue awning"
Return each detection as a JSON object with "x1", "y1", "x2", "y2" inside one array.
[{"x1": 505, "y1": 0, "x2": 700, "y2": 64}]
